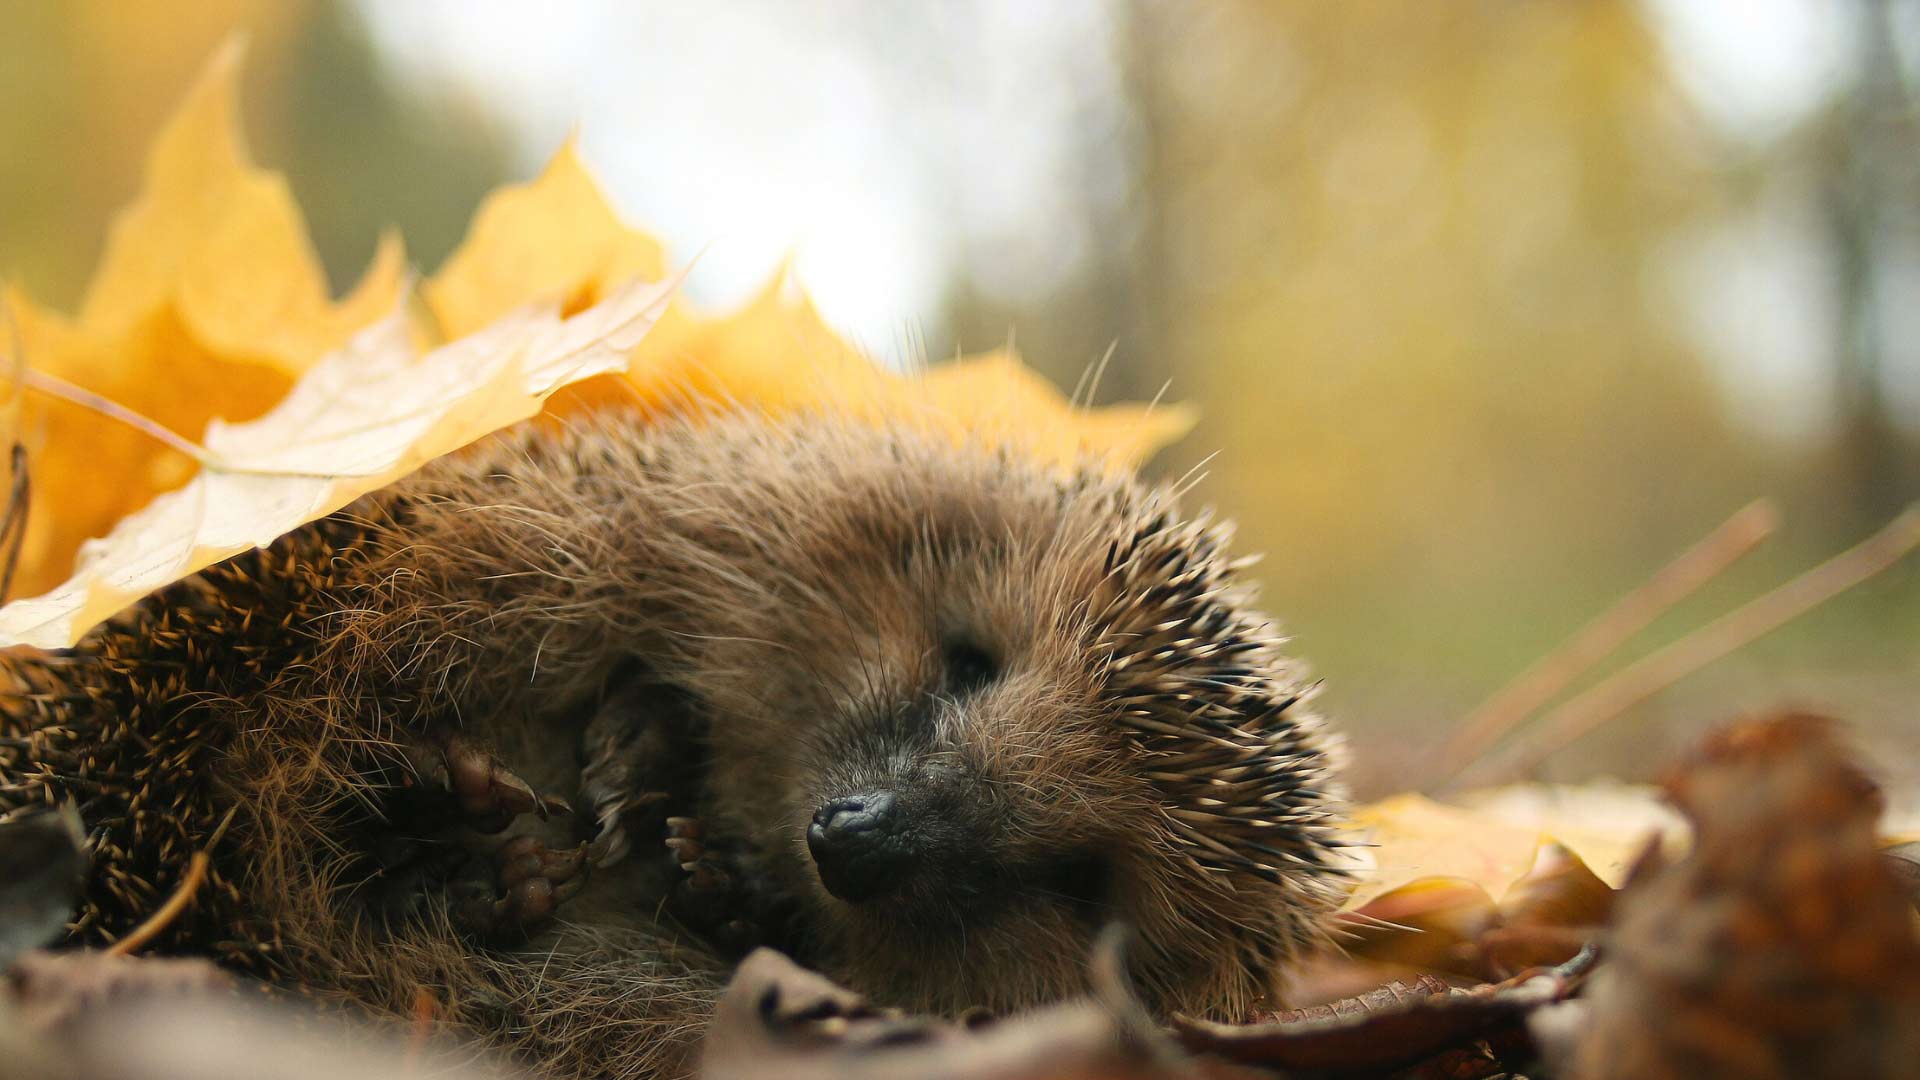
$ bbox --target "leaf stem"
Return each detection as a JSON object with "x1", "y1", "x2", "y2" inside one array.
[
  {"x1": 21, "y1": 369, "x2": 215, "y2": 465},
  {"x1": 1456, "y1": 505, "x2": 1920, "y2": 788}
]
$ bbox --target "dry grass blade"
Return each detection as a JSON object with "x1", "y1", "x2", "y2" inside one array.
[
  {"x1": 105, "y1": 851, "x2": 210, "y2": 957},
  {"x1": 1433, "y1": 499, "x2": 1778, "y2": 785},
  {"x1": 1458, "y1": 504, "x2": 1920, "y2": 787}
]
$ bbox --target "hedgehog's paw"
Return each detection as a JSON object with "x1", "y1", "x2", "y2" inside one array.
[
  {"x1": 665, "y1": 816, "x2": 764, "y2": 955},
  {"x1": 449, "y1": 834, "x2": 589, "y2": 939},
  {"x1": 368, "y1": 732, "x2": 580, "y2": 931},
  {"x1": 405, "y1": 729, "x2": 572, "y2": 833},
  {"x1": 578, "y1": 673, "x2": 695, "y2": 869}
]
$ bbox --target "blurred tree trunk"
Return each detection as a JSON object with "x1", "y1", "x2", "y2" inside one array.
[{"x1": 1826, "y1": 0, "x2": 1920, "y2": 524}]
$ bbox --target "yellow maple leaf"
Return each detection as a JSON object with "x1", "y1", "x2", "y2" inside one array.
[
  {"x1": 76, "y1": 39, "x2": 404, "y2": 372},
  {"x1": 908, "y1": 350, "x2": 1197, "y2": 467},
  {"x1": 1341, "y1": 787, "x2": 1676, "y2": 911},
  {"x1": 423, "y1": 140, "x2": 1194, "y2": 470},
  {"x1": 0, "y1": 275, "x2": 678, "y2": 649},
  {"x1": 638, "y1": 268, "x2": 896, "y2": 415},
  {"x1": 424, "y1": 139, "x2": 665, "y2": 341},
  {"x1": 2, "y1": 45, "x2": 1195, "y2": 644},
  {"x1": 1342, "y1": 793, "x2": 1559, "y2": 911},
  {"x1": 4, "y1": 40, "x2": 404, "y2": 596}
]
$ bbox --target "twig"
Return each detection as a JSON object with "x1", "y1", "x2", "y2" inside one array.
[
  {"x1": 3, "y1": 302, "x2": 33, "y2": 604},
  {"x1": 0, "y1": 443, "x2": 28, "y2": 604},
  {"x1": 1432, "y1": 500, "x2": 1778, "y2": 784},
  {"x1": 1456, "y1": 504, "x2": 1920, "y2": 788},
  {"x1": 106, "y1": 850, "x2": 211, "y2": 956}
]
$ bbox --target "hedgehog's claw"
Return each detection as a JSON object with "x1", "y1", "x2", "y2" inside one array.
[
  {"x1": 585, "y1": 788, "x2": 670, "y2": 869},
  {"x1": 409, "y1": 730, "x2": 570, "y2": 833},
  {"x1": 665, "y1": 815, "x2": 705, "y2": 867},
  {"x1": 665, "y1": 815, "x2": 765, "y2": 953},
  {"x1": 665, "y1": 817, "x2": 737, "y2": 895},
  {"x1": 452, "y1": 835, "x2": 589, "y2": 938},
  {"x1": 578, "y1": 668, "x2": 700, "y2": 869}
]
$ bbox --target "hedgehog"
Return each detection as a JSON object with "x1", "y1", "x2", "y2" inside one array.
[{"x1": 0, "y1": 408, "x2": 1348, "y2": 1079}]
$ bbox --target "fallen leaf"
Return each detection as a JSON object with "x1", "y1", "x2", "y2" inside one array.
[
  {"x1": 1497, "y1": 840, "x2": 1614, "y2": 932},
  {"x1": 415, "y1": 131, "x2": 1194, "y2": 472},
  {"x1": 1173, "y1": 949, "x2": 1595, "y2": 1077},
  {"x1": 1337, "y1": 791, "x2": 1648, "y2": 977},
  {"x1": 1342, "y1": 786, "x2": 1679, "y2": 912},
  {"x1": 1574, "y1": 713, "x2": 1920, "y2": 1078},
  {"x1": 0, "y1": 272, "x2": 678, "y2": 649},
  {"x1": 1, "y1": 45, "x2": 1197, "y2": 648},
  {"x1": 1339, "y1": 877, "x2": 1498, "y2": 975},
  {"x1": 425, "y1": 139, "x2": 665, "y2": 341},
  {"x1": 558, "y1": 272, "x2": 1193, "y2": 471},
  {"x1": 4, "y1": 40, "x2": 404, "y2": 596},
  {"x1": 591, "y1": 266, "x2": 895, "y2": 422},
  {"x1": 909, "y1": 350, "x2": 1196, "y2": 469},
  {"x1": 1451, "y1": 781, "x2": 1685, "y2": 885},
  {"x1": 75, "y1": 40, "x2": 404, "y2": 371},
  {"x1": 704, "y1": 948, "x2": 1190, "y2": 1080},
  {"x1": 1342, "y1": 794, "x2": 1553, "y2": 911}
]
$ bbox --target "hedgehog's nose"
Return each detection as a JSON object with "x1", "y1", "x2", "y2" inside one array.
[{"x1": 807, "y1": 791, "x2": 913, "y2": 902}]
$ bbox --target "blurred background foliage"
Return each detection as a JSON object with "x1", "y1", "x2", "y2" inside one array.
[{"x1": 2, "y1": 0, "x2": 1915, "y2": 795}]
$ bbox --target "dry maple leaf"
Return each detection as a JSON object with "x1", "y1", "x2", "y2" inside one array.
[
  {"x1": 415, "y1": 111, "x2": 1196, "y2": 461},
  {"x1": 424, "y1": 139, "x2": 666, "y2": 341},
  {"x1": 0, "y1": 274, "x2": 678, "y2": 649},
  {"x1": 1340, "y1": 789, "x2": 1664, "y2": 911},
  {"x1": 3, "y1": 41, "x2": 404, "y2": 597},
  {"x1": 0, "y1": 43, "x2": 1197, "y2": 648},
  {"x1": 551, "y1": 264, "x2": 896, "y2": 423},
  {"x1": 1333, "y1": 788, "x2": 1671, "y2": 978},
  {"x1": 1175, "y1": 959, "x2": 1590, "y2": 1079}
]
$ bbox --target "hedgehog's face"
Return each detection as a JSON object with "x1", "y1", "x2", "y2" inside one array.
[{"x1": 671, "y1": 425, "x2": 1346, "y2": 1019}]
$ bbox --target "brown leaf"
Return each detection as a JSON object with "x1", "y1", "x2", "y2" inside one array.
[
  {"x1": 1172, "y1": 949, "x2": 1594, "y2": 1076},
  {"x1": 1882, "y1": 840, "x2": 1920, "y2": 914},
  {"x1": 1571, "y1": 712, "x2": 1920, "y2": 1079},
  {"x1": 1261, "y1": 975, "x2": 1453, "y2": 1026},
  {"x1": 1339, "y1": 877, "x2": 1499, "y2": 977},
  {"x1": 703, "y1": 949, "x2": 1213, "y2": 1080},
  {"x1": 1479, "y1": 840, "x2": 1614, "y2": 978}
]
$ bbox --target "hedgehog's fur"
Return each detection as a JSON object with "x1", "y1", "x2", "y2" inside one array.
[{"x1": 0, "y1": 410, "x2": 1347, "y2": 1078}]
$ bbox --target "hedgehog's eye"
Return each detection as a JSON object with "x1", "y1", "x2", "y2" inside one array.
[{"x1": 942, "y1": 636, "x2": 998, "y2": 695}]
